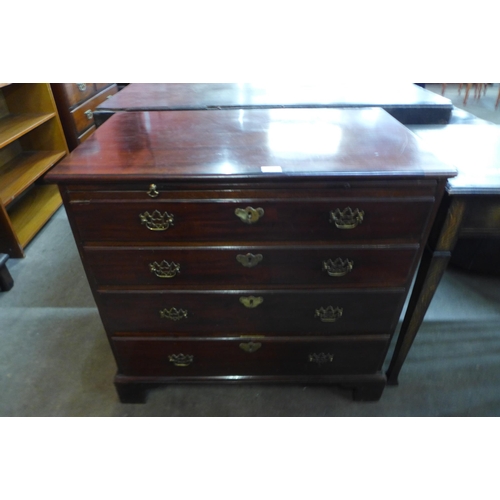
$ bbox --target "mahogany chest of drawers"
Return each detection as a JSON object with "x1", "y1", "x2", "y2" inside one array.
[
  {"x1": 51, "y1": 83, "x2": 118, "y2": 151},
  {"x1": 46, "y1": 107, "x2": 455, "y2": 403}
]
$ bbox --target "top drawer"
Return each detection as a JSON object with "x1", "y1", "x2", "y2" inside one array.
[
  {"x1": 68, "y1": 197, "x2": 435, "y2": 244},
  {"x1": 59, "y1": 83, "x2": 95, "y2": 107}
]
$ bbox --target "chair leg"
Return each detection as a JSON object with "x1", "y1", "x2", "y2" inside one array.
[
  {"x1": 441, "y1": 83, "x2": 447, "y2": 95},
  {"x1": 474, "y1": 84, "x2": 486, "y2": 99},
  {"x1": 464, "y1": 83, "x2": 473, "y2": 105},
  {"x1": 496, "y1": 87, "x2": 500, "y2": 109}
]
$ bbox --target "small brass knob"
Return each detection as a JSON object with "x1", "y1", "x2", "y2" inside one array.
[
  {"x1": 77, "y1": 83, "x2": 87, "y2": 92},
  {"x1": 84, "y1": 109, "x2": 93, "y2": 120},
  {"x1": 147, "y1": 184, "x2": 159, "y2": 198}
]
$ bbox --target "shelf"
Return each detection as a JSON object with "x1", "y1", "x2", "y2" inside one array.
[
  {"x1": 0, "y1": 84, "x2": 68, "y2": 258},
  {"x1": 0, "y1": 112, "x2": 56, "y2": 148},
  {"x1": 9, "y1": 184, "x2": 62, "y2": 251},
  {"x1": 0, "y1": 150, "x2": 66, "y2": 206}
]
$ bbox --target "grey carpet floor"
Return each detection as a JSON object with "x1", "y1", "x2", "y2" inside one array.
[{"x1": 1, "y1": 84, "x2": 500, "y2": 416}]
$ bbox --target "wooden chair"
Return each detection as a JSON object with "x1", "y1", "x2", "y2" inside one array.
[
  {"x1": 441, "y1": 84, "x2": 489, "y2": 105},
  {"x1": 459, "y1": 84, "x2": 488, "y2": 105}
]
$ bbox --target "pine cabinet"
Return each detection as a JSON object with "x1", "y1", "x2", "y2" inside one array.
[{"x1": 0, "y1": 83, "x2": 68, "y2": 258}]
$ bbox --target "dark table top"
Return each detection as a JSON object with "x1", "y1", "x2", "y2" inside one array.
[
  {"x1": 410, "y1": 123, "x2": 500, "y2": 195},
  {"x1": 95, "y1": 83, "x2": 453, "y2": 125},
  {"x1": 47, "y1": 107, "x2": 456, "y2": 184}
]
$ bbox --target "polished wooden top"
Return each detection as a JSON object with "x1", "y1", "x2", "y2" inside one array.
[
  {"x1": 410, "y1": 124, "x2": 500, "y2": 195},
  {"x1": 96, "y1": 83, "x2": 452, "y2": 113},
  {"x1": 46, "y1": 107, "x2": 456, "y2": 184}
]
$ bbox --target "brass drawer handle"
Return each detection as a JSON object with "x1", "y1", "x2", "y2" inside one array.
[
  {"x1": 160, "y1": 307, "x2": 188, "y2": 321},
  {"x1": 239, "y1": 342, "x2": 262, "y2": 353},
  {"x1": 235, "y1": 207, "x2": 264, "y2": 224},
  {"x1": 330, "y1": 207, "x2": 364, "y2": 229},
  {"x1": 239, "y1": 296, "x2": 263, "y2": 308},
  {"x1": 84, "y1": 109, "x2": 94, "y2": 120},
  {"x1": 147, "y1": 184, "x2": 159, "y2": 198},
  {"x1": 149, "y1": 260, "x2": 180, "y2": 279},
  {"x1": 76, "y1": 83, "x2": 87, "y2": 92},
  {"x1": 315, "y1": 306, "x2": 343, "y2": 322},
  {"x1": 309, "y1": 353, "x2": 334, "y2": 365},
  {"x1": 236, "y1": 253, "x2": 263, "y2": 268},
  {"x1": 139, "y1": 210, "x2": 174, "y2": 231},
  {"x1": 169, "y1": 354, "x2": 193, "y2": 367},
  {"x1": 322, "y1": 258, "x2": 354, "y2": 277}
]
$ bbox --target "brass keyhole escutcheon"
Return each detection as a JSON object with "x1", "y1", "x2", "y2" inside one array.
[
  {"x1": 235, "y1": 207, "x2": 264, "y2": 224},
  {"x1": 239, "y1": 296, "x2": 264, "y2": 308},
  {"x1": 239, "y1": 342, "x2": 262, "y2": 353},
  {"x1": 236, "y1": 253, "x2": 263, "y2": 268}
]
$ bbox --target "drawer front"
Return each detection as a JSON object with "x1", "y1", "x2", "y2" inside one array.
[
  {"x1": 70, "y1": 199, "x2": 434, "y2": 244},
  {"x1": 78, "y1": 125, "x2": 96, "y2": 144},
  {"x1": 95, "y1": 83, "x2": 114, "y2": 91},
  {"x1": 85, "y1": 245, "x2": 418, "y2": 288},
  {"x1": 111, "y1": 336, "x2": 390, "y2": 377},
  {"x1": 70, "y1": 85, "x2": 118, "y2": 136},
  {"x1": 460, "y1": 197, "x2": 500, "y2": 235},
  {"x1": 66, "y1": 181, "x2": 439, "y2": 199},
  {"x1": 60, "y1": 83, "x2": 95, "y2": 107},
  {"x1": 98, "y1": 290, "x2": 405, "y2": 336}
]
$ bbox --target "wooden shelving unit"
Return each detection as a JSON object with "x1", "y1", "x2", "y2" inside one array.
[{"x1": 0, "y1": 83, "x2": 68, "y2": 258}]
